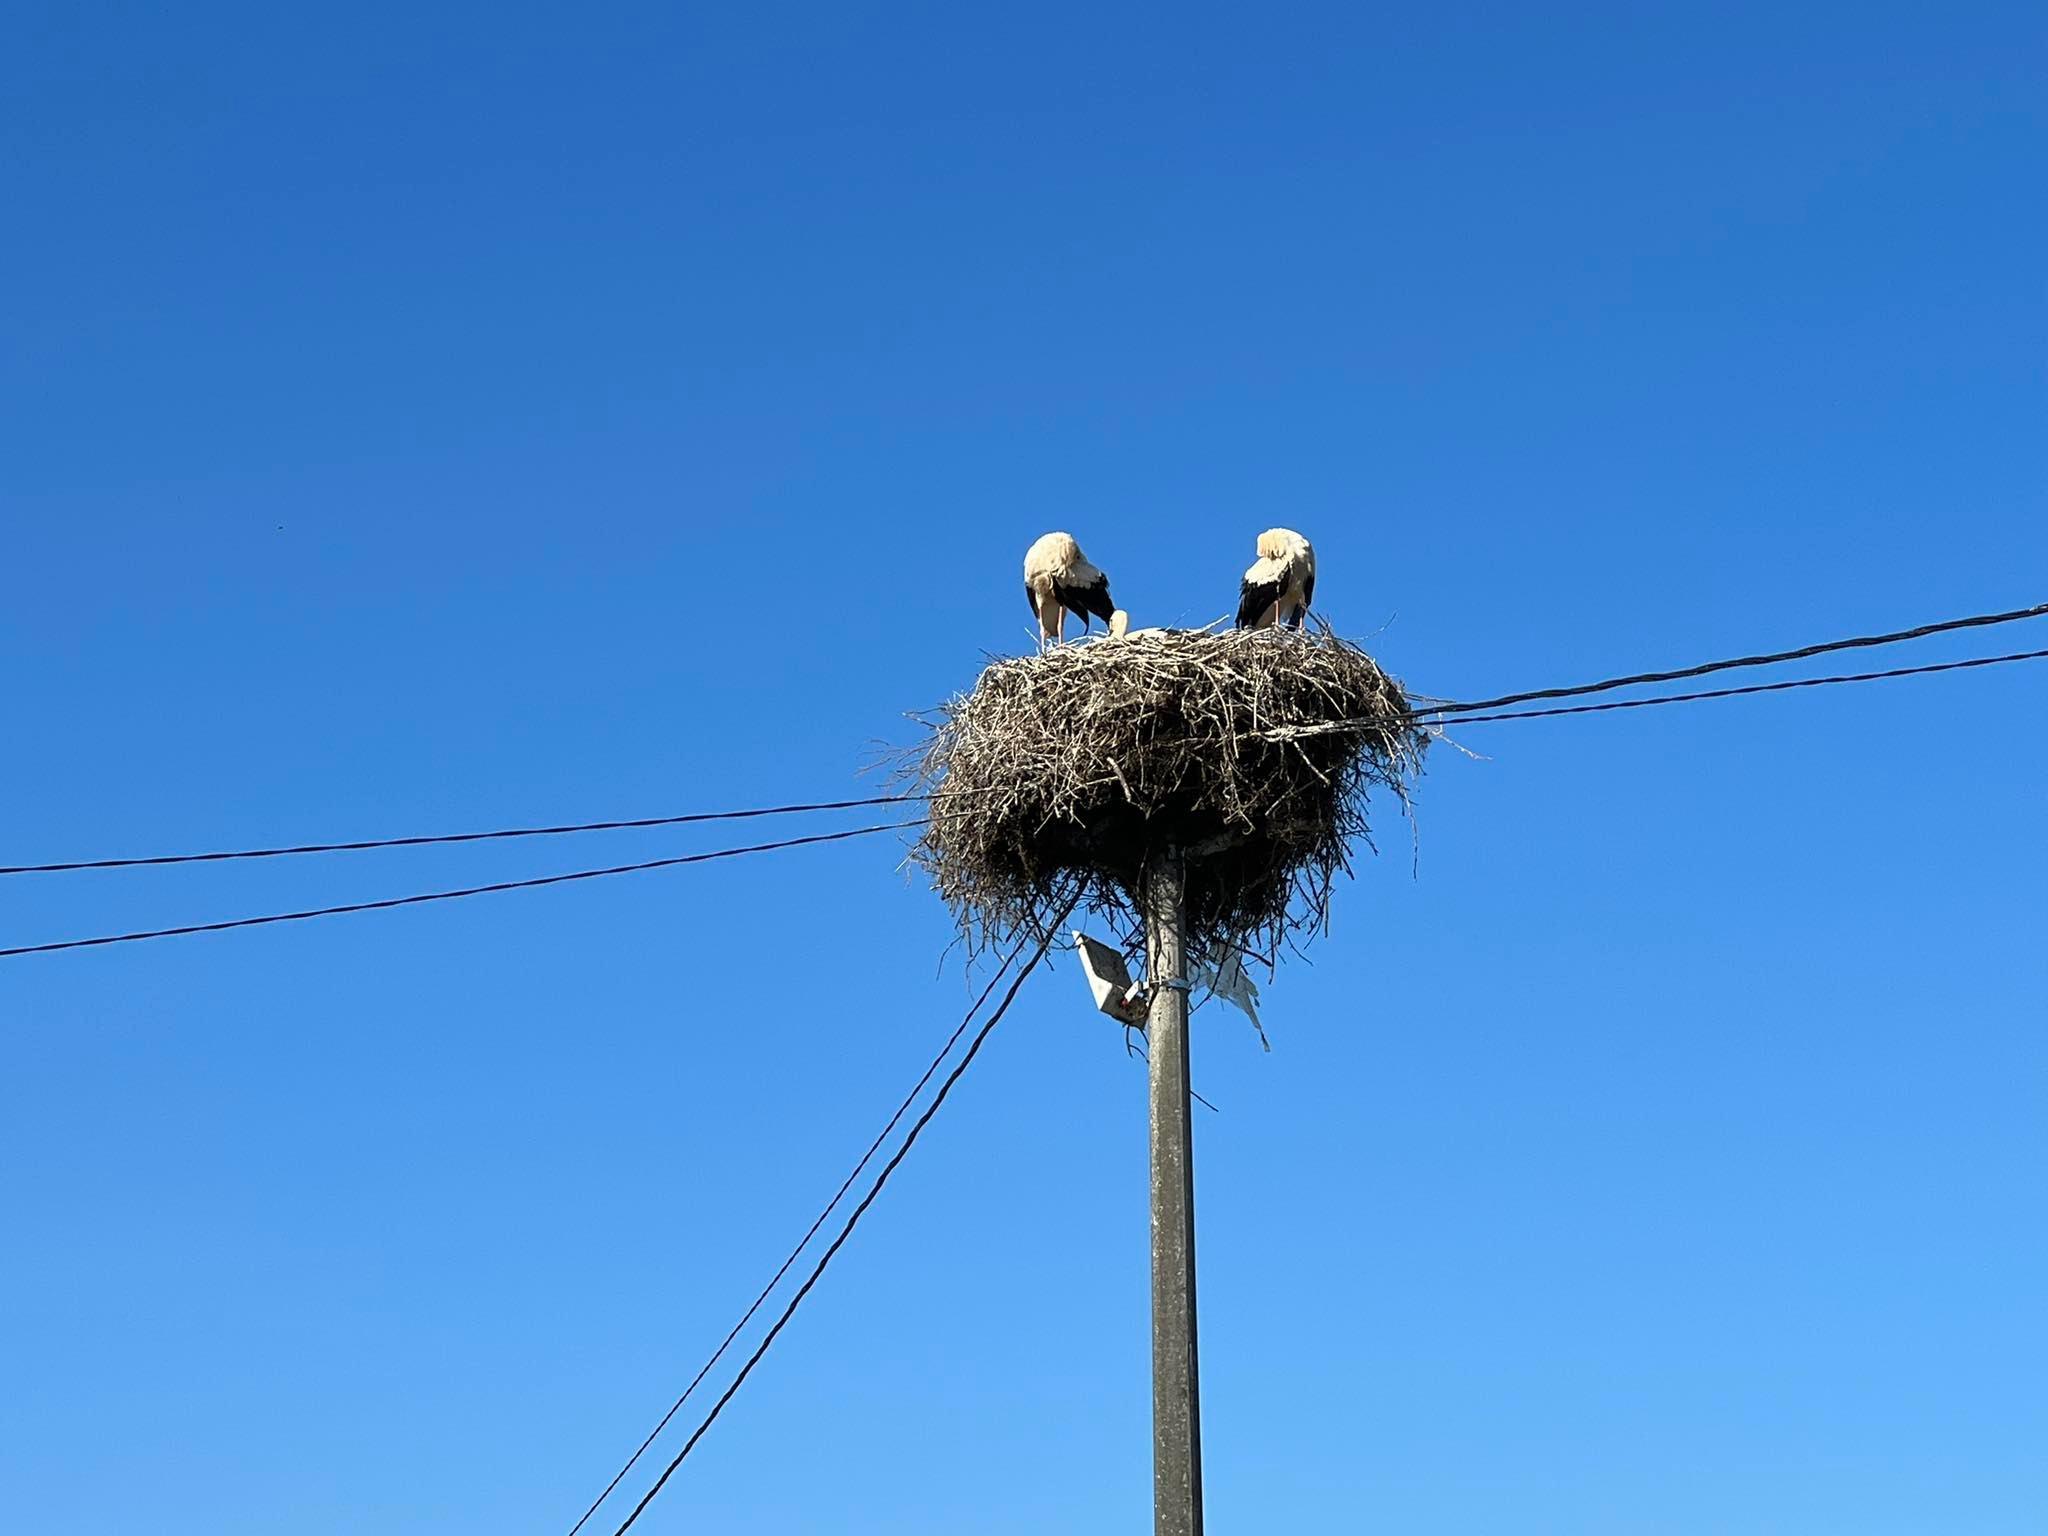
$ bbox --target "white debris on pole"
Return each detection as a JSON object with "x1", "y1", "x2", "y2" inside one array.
[{"x1": 1188, "y1": 944, "x2": 1269, "y2": 1051}]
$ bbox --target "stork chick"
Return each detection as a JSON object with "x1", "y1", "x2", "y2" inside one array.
[
  {"x1": 1023, "y1": 532, "x2": 1116, "y2": 647},
  {"x1": 1236, "y1": 527, "x2": 1316, "y2": 630}
]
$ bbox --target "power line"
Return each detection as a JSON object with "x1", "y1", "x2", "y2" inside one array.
[
  {"x1": 1425, "y1": 646, "x2": 2048, "y2": 726},
  {"x1": 1414, "y1": 598, "x2": 2048, "y2": 719},
  {"x1": 12, "y1": 601, "x2": 2043, "y2": 892},
  {"x1": 1272, "y1": 646, "x2": 2048, "y2": 744},
  {"x1": 0, "y1": 823, "x2": 919, "y2": 961},
  {"x1": 606, "y1": 906, "x2": 1073, "y2": 1536},
  {"x1": 564, "y1": 936, "x2": 1033, "y2": 1536},
  {"x1": 0, "y1": 794, "x2": 926, "y2": 877}
]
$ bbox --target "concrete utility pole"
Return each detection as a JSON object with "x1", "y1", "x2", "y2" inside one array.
[{"x1": 1144, "y1": 848, "x2": 1204, "y2": 1536}]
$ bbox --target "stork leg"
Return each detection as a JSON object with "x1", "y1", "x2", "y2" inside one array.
[{"x1": 1037, "y1": 590, "x2": 1065, "y2": 649}]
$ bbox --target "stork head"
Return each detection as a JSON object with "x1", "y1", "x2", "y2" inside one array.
[
  {"x1": 1257, "y1": 527, "x2": 1309, "y2": 562},
  {"x1": 1026, "y1": 530, "x2": 1085, "y2": 573}
]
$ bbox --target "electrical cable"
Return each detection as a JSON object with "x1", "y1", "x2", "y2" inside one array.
[
  {"x1": 605, "y1": 904, "x2": 1074, "y2": 1536},
  {"x1": 0, "y1": 822, "x2": 919, "y2": 960},
  {"x1": 1414, "y1": 598, "x2": 2048, "y2": 719},
  {"x1": 562, "y1": 933, "x2": 1035, "y2": 1536},
  {"x1": 9, "y1": 600, "x2": 2042, "y2": 882},
  {"x1": 1432, "y1": 646, "x2": 2048, "y2": 726},
  {"x1": 0, "y1": 795, "x2": 927, "y2": 877}
]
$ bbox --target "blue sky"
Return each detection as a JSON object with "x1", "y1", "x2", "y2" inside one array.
[{"x1": 3, "y1": 2, "x2": 2044, "y2": 1531}]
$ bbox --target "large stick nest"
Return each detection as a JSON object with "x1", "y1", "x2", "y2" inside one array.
[{"x1": 907, "y1": 625, "x2": 1428, "y2": 961}]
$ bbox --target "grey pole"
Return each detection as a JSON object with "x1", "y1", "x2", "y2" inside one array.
[{"x1": 1144, "y1": 847, "x2": 1204, "y2": 1536}]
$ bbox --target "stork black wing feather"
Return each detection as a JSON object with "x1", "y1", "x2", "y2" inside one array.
[
  {"x1": 1238, "y1": 575, "x2": 1281, "y2": 629},
  {"x1": 1055, "y1": 576, "x2": 1116, "y2": 624}
]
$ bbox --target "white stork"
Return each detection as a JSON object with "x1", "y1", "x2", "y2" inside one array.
[
  {"x1": 1023, "y1": 531, "x2": 1118, "y2": 647},
  {"x1": 1236, "y1": 527, "x2": 1316, "y2": 630}
]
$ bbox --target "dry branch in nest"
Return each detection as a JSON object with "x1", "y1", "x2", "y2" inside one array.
[{"x1": 905, "y1": 624, "x2": 1428, "y2": 964}]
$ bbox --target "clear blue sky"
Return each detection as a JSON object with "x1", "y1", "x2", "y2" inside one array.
[{"x1": 3, "y1": 3, "x2": 2043, "y2": 1531}]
